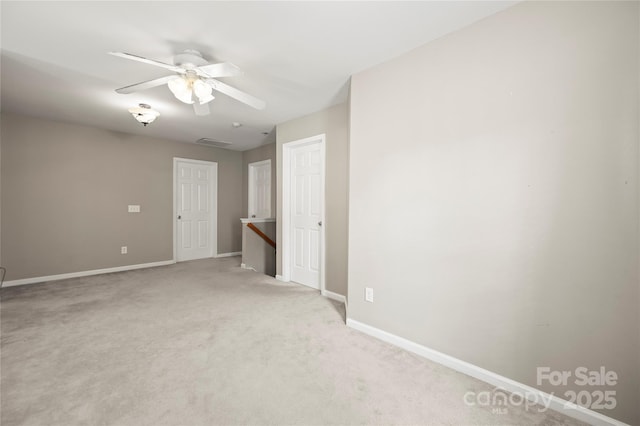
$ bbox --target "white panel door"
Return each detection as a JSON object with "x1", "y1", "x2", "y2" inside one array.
[
  {"x1": 248, "y1": 160, "x2": 271, "y2": 218},
  {"x1": 176, "y1": 160, "x2": 215, "y2": 261},
  {"x1": 290, "y1": 143, "x2": 322, "y2": 288}
]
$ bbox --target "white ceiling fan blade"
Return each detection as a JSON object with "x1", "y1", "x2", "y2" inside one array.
[
  {"x1": 109, "y1": 52, "x2": 184, "y2": 73},
  {"x1": 206, "y1": 79, "x2": 266, "y2": 110},
  {"x1": 196, "y1": 62, "x2": 242, "y2": 78},
  {"x1": 193, "y1": 102, "x2": 210, "y2": 116},
  {"x1": 115, "y1": 75, "x2": 177, "y2": 94}
]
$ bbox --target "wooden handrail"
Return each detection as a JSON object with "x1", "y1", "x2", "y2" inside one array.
[{"x1": 246, "y1": 222, "x2": 276, "y2": 249}]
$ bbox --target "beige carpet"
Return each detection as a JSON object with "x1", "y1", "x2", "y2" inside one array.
[{"x1": 1, "y1": 257, "x2": 583, "y2": 425}]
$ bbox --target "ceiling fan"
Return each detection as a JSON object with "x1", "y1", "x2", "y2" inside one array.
[{"x1": 109, "y1": 49, "x2": 266, "y2": 116}]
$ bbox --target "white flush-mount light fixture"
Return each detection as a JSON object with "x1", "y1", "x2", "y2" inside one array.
[{"x1": 128, "y1": 103, "x2": 160, "y2": 126}]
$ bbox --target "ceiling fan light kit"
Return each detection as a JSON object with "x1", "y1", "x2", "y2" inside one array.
[
  {"x1": 128, "y1": 103, "x2": 160, "y2": 126},
  {"x1": 193, "y1": 79, "x2": 214, "y2": 104},
  {"x1": 167, "y1": 76, "x2": 193, "y2": 104},
  {"x1": 167, "y1": 74, "x2": 215, "y2": 105}
]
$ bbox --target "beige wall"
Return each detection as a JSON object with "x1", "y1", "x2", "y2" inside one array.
[
  {"x1": 276, "y1": 103, "x2": 349, "y2": 297},
  {"x1": 242, "y1": 141, "x2": 276, "y2": 218},
  {"x1": 348, "y1": 2, "x2": 639, "y2": 424},
  {"x1": 1, "y1": 113, "x2": 243, "y2": 281}
]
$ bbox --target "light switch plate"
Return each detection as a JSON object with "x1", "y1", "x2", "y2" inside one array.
[
  {"x1": 128, "y1": 205, "x2": 140, "y2": 213},
  {"x1": 365, "y1": 287, "x2": 374, "y2": 303}
]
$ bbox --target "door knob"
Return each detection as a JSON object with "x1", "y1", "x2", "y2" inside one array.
[
  {"x1": 177, "y1": 215, "x2": 181, "y2": 220},
  {"x1": 318, "y1": 221, "x2": 322, "y2": 226}
]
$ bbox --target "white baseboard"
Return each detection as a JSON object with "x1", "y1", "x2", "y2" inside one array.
[
  {"x1": 215, "y1": 251, "x2": 241, "y2": 258},
  {"x1": 321, "y1": 289, "x2": 346, "y2": 304},
  {"x1": 275, "y1": 276, "x2": 347, "y2": 306},
  {"x1": 2, "y1": 260, "x2": 176, "y2": 287},
  {"x1": 346, "y1": 318, "x2": 628, "y2": 426}
]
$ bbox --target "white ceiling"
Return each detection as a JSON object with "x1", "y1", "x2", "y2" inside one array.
[{"x1": 0, "y1": 1, "x2": 516, "y2": 151}]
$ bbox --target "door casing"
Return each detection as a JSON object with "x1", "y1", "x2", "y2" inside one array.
[
  {"x1": 173, "y1": 157, "x2": 218, "y2": 261},
  {"x1": 281, "y1": 134, "x2": 326, "y2": 293},
  {"x1": 248, "y1": 159, "x2": 272, "y2": 218}
]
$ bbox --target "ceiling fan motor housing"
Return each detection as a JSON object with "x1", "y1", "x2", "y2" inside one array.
[{"x1": 173, "y1": 50, "x2": 208, "y2": 69}]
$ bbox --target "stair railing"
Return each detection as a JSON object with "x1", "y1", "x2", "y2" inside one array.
[{"x1": 246, "y1": 223, "x2": 276, "y2": 249}]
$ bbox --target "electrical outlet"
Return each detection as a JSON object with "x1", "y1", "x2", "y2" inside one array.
[
  {"x1": 128, "y1": 205, "x2": 140, "y2": 213},
  {"x1": 121, "y1": 246, "x2": 127, "y2": 254},
  {"x1": 365, "y1": 287, "x2": 374, "y2": 303}
]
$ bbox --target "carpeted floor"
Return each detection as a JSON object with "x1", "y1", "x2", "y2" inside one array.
[{"x1": 1, "y1": 257, "x2": 583, "y2": 426}]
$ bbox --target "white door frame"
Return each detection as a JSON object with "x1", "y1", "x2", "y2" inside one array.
[
  {"x1": 248, "y1": 159, "x2": 271, "y2": 218},
  {"x1": 172, "y1": 157, "x2": 218, "y2": 261},
  {"x1": 282, "y1": 134, "x2": 326, "y2": 293}
]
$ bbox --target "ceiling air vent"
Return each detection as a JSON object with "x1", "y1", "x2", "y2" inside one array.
[{"x1": 195, "y1": 138, "x2": 233, "y2": 148}]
